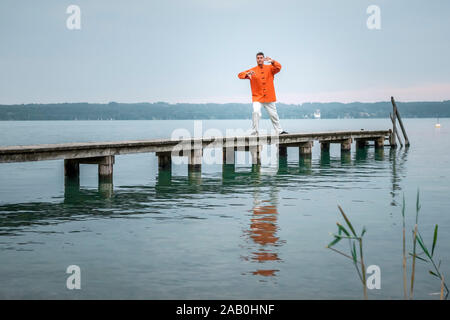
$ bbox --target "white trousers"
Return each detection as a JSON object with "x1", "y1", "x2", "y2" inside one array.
[{"x1": 252, "y1": 101, "x2": 283, "y2": 134}]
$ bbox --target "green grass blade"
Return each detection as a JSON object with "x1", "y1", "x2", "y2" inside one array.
[
  {"x1": 338, "y1": 205, "x2": 357, "y2": 237},
  {"x1": 337, "y1": 223, "x2": 350, "y2": 237},
  {"x1": 429, "y1": 270, "x2": 439, "y2": 278},
  {"x1": 402, "y1": 193, "x2": 405, "y2": 218},
  {"x1": 327, "y1": 236, "x2": 342, "y2": 248},
  {"x1": 361, "y1": 226, "x2": 367, "y2": 238},
  {"x1": 409, "y1": 252, "x2": 427, "y2": 262},
  {"x1": 416, "y1": 232, "x2": 431, "y2": 260},
  {"x1": 415, "y1": 188, "x2": 421, "y2": 224},
  {"x1": 351, "y1": 241, "x2": 357, "y2": 263},
  {"x1": 432, "y1": 225, "x2": 438, "y2": 257}
]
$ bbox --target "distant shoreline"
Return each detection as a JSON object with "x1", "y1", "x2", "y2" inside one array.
[{"x1": 1, "y1": 101, "x2": 449, "y2": 120}]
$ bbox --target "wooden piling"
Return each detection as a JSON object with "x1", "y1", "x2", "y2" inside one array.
[
  {"x1": 389, "y1": 97, "x2": 400, "y2": 148},
  {"x1": 355, "y1": 139, "x2": 368, "y2": 149},
  {"x1": 250, "y1": 145, "x2": 262, "y2": 165},
  {"x1": 222, "y1": 147, "x2": 235, "y2": 165},
  {"x1": 98, "y1": 155, "x2": 114, "y2": 183},
  {"x1": 341, "y1": 138, "x2": 352, "y2": 153},
  {"x1": 391, "y1": 97, "x2": 410, "y2": 146},
  {"x1": 375, "y1": 137, "x2": 385, "y2": 149},
  {"x1": 278, "y1": 145, "x2": 287, "y2": 157},
  {"x1": 222, "y1": 137, "x2": 236, "y2": 165},
  {"x1": 188, "y1": 148, "x2": 202, "y2": 171},
  {"x1": 390, "y1": 113, "x2": 404, "y2": 147},
  {"x1": 299, "y1": 141, "x2": 313, "y2": 158},
  {"x1": 320, "y1": 141, "x2": 330, "y2": 152},
  {"x1": 390, "y1": 98, "x2": 398, "y2": 148},
  {"x1": 64, "y1": 159, "x2": 80, "y2": 179},
  {"x1": 156, "y1": 151, "x2": 172, "y2": 170}
]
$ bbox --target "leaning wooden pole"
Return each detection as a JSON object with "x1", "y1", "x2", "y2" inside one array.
[
  {"x1": 390, "y1": 98, "x2": 398, "y2": 148},
  {"x1": 390, "y1": 113, "x2": 403, "y2": 147},
  {"x1": 391, "y1": 97, "x2": 410, "y2": 146}
]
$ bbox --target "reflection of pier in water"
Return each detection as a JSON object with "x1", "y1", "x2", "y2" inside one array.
[{"x1": 1, "y1": 143, "x2": 409, "y2": 243}]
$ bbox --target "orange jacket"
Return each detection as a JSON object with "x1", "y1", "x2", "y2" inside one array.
[{"x1": 238, "y1": 60, "x2": 281, "y2": 103}]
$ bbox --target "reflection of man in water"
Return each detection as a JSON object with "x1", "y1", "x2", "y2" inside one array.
[
  {"x1": 244, "y1": 183, "x2": 284, "y2": 277},
  {"x1": 238, "y1": 52, "x2": 288, "y2": 136},
  {"x1": 250, "y1": 204, "x2": 280, "y2": 277}
]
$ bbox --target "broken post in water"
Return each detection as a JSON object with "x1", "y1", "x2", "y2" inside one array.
[{"x1": 391, "y1": 96, "x2": 410, "y2": 147}]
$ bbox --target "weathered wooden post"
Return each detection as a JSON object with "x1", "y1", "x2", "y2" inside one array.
[
  {"x1": 64, "y1": 159, "x2": 80, "y2": 179},
  {"x1": 249, "y1": 135, "x2": 261, "y2": 165},
  {"x1": 188, "y1": 148, "x2": 202, "y2": 171},
  {"x1": 278, "y1": 145, "x2": 287, "y2": 158},
  {"x1": 98, "y1": 155, "x2": 114, "y2": 183},
  {"x1": 64, "y1": 159, "x2": 80, "y2": 199},
  {"x1": 390, "y1": 97, "x2": 398, "y2": 148},
  {"x1": 320, "y1": 141, "x2": 330, "y2": 152},
  {"x1": 299, "y1": 141, "x2": 313, "y2": 158},
  {"x1": 391, "y1": 96, "x2": 410, "y2": 146},
  {"x1": 222, "y1": 147, "x2": 235, "y2": 164},
  {"x1": 375, "y1": 136, "x2": 385, "y2": 149},
  {"x1": 355, "y1": 139, "x2": 368, "y2": 149},
  {"x1": 99, "y1": 180, "x2": 113, "y2": 198},
  {"x1": 250, "y1": 145, "x2": 262, "y2": 165},
  {"x1": 156, "y1": 151, "x2": 172, "y2": 170},
  {"x1": 341, "y1": 138, "x2": 352, "y2": 153},
  {"x1": 222, "y1": 137, "x2": 235, "y2": 165},
  {"x1": 390, "y1": 113, "x2": 403, "y2": 147}
]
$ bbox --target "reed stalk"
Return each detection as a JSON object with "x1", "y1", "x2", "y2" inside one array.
[
  {"x1": 409, "y1": 189, "x2": 420, "y2": 299},
  {"x1": 359, "y1": 237, "x2": 367, "y2": 300},
  {"x1": 410, "y1": 224, "x2": 418, "y2": 299},
  {"x1": 327, "y1": 191, "x2": 448, "y2": 300},
  {"x1": 327, "y1": 205, "x2": 368, "y2": 299},
  {"x1": 401, "y1": 194, "x2": 407, "y2": 299}
]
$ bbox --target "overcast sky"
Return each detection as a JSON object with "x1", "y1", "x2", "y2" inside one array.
[{"x1": 1, "y1": 0, "x2": 450, "y2": 104}]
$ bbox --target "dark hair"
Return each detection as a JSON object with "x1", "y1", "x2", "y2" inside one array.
[{"x1": 256, "y1": 52, "x2": 264, "y2": 57}]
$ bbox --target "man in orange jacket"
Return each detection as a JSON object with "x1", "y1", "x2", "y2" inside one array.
[{"x1": 238, "y1": 52, "x2": 288, "y2": 135}]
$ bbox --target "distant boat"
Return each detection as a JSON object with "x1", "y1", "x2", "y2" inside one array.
[
  {"x1": 314, "y1": 109, "x2": 321, "y2": 119},
  {"x1": 435, "y1": 117, "x2": 441, "y2": 128}
]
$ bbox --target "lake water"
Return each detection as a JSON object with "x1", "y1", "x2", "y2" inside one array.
[{"x1": 0, "y1": 118, "x2": 449, "y2": 299}]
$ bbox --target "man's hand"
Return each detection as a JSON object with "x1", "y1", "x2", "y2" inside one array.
[
  {"x1": 264, "y1": 57, "x2": 274, "y2": 64},
  {"x1": 246, "y1": 70, "x2": 255, "y2": 79}
]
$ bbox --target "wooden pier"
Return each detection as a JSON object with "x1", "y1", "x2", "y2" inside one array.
[{"x1": 0, "y1": 130, "x2": 393, "y2": 185}]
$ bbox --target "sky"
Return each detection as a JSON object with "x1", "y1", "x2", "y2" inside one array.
[{"x1": 1, "y1": 0, "x2": 450, "y2": 104}]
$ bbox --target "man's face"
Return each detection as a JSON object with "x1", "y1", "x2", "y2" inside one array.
[{"x1": 256, "y1": 55, "x2": 264, "y2": 66}]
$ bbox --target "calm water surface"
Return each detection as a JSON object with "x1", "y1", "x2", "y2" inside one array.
[{"x1": 0, "y1": 118, "x2": 449, "y2": 299}]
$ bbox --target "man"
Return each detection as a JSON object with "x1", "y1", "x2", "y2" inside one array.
[{"x1": 238, "y1": 52, "x2": 288, "y2": 135}]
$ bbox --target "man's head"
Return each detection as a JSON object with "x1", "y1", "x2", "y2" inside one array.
[{"x1": 256, "y1": 52, "x2": 264, "y2": 66}]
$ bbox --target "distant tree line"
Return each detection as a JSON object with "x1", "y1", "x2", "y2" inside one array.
[{"x1": 0, "y1": 101, "x2": 449, "y2": 120}]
